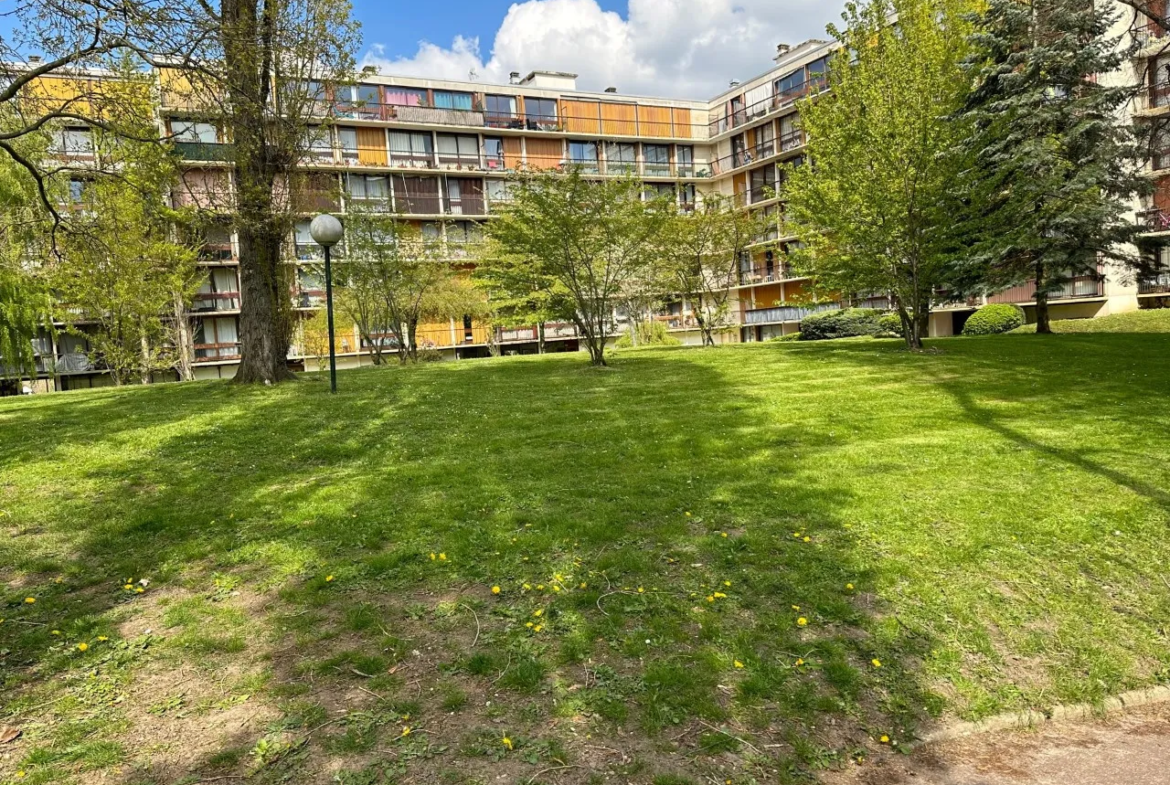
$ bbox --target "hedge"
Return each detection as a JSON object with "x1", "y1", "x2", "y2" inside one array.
[
  {"x1": 799, "y1": 308, "x2": 883, "y2": 340},
  {"x1": 962, "y1": 303, "x2": 1026, "y2": 336}
]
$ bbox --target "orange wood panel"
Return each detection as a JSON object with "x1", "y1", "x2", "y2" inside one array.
[
  {"x1": 561, "y1": 100, "x2": 600, "y2": 133},
  {"x1": 672, "y1": 108, "x2": 694, "y2": 139},
  {"x1": 503, "y1": 137, "x2": 524, "y2": 170},
  {"x1": 637, "y1": 105, "x2": 673, "y2": 138},
  {"x1": 524, "y1": 138, "x2": 564, "y2": 170},
  {"x1": 355, "y1": 127, "x2": 387, "y2": 165},
  {"x1": 599, "y1": 102, "x2": 637, "y2": 135},
  {"x1": 1155, "y1": 175, "x2": 1170, "y2": 211}
]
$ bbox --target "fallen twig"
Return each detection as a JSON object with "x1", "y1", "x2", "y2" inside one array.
[{"x1": 461, "y1": 603, "x2": 481, "y2": 647}]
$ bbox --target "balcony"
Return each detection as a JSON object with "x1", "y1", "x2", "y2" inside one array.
[
  {"x1": 987, "y1": 276, "x2": 1103, "y2": 304},
  {"x1": 739, "y1": 264, "x2": 794, "y2": 285},
  {"x1": 1135, "y1": 82, "x2": 1170, "y2": 114},
  {"x1": 192, "y1": 291, "x2": 241, "y2": 312},
  {"x1": 1131, "y1": 20, "x2": 1170, "y2": 52},
  {"x1": 198, "y1": 242, "x2": 235, "y2": 262},
  {"x1": 744, "y1": 302, "x2": 840, "y2": 324},
  {"x1": 1138, "y1": 270, "x2": 1170, "y2": 294},
  {"x1": 779, "y1": 130, "x2": 804, "y2": 152},
  {"x1": 708, "y1": 77, "x2": 828, "y2": 137},
  {"x1": 446, "y1": 196, "x2": 486, "y2": 216},
  {"x1": 174, "y1": 141, "x2": 234, "y2": 162},
  {"x1": 194, "y1": 342, "x2": 241, "y2": 362},
  {"x1": 1139, "y1": 208, "x2": 1170, "y2": 232}
]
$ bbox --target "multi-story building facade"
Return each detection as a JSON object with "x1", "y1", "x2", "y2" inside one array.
[{"x1": 16, "y1": 6, "x2": 1168, "y2": 390}]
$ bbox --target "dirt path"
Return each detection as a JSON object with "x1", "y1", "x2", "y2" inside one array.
[{"x1": 823, "y1": 703, "x2": 1170, "y2": 785}]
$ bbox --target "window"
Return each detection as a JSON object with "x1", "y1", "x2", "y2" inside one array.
[
  {"x1": 294, "y1": 220, "x2": 320, "y2": 259},
  {"x1": 445, "y1": 178, "x2": 484, "y2": 215},
  {"x1": 484, "y1": 137, "x2": 505, "y2": 170},
  {"x1": 568, "y1": 140, "x2": 598, "y2": 172},
  {"x1": 172, "y1": 121, "x2": 216, "y2": 143},
  {"x1": 675, "y1": 145, "x2": 694, "y2": 177},
  {"x1": 390, "y1": 131, "x2": 434, "y2": 166},
  {"x1": 775, "y1": 70, "x2": 805, "y2": 103},
  {"x1": 779, "y1": 115, "x2": 801, "y2": 151},
  {"x1": 643, "y1": 144, "x2": 670, "y2": 176},
  {"x1": 68, "y1": 179, "x2": 87, "y2": 203},
  {"x1": 339, "y1": 127, "x2": 359, "y2": 162},
  {"x1": 194, "y1": 269, "x2": 241, "y2": 312},
  {"x1": 355, "y1": 84, "x2": 381, "y2": 105},
  {"x1": 732, "y1": 134, "x2": 749, "y2": 167},
  {"x1": 436, "y1": 134, "x2": 480, "y2": 165},
  {"x1": 392, "y1": 175, "x2": 441, "y2": 213},
  {"x1": 525, "y1": 98, "x2": 558, "y2": 130},
  {"x1": 448, "y1": 221, "x2": 483, "y2": 257},
  {"x1": 605, "y1": 142, "x2": 636, "y2": 174},
  {"x1": 345, "y1": 174, "x2": 390, "y2": 210},
  {"x1": 433, "y1": 90, "x2": 473, "y2": 111},
  {"x1": 755, "y1": 123, "x2": 775, "y2": 158},
  {"x1": 644, "y1": 182, "x2": 675, "y2": 202},
  {"x1": 341, "y1": 84, "x2": 384, "y2": 119},
  {"x1": 194, "y1": 316, "x2": 239, "y2": 360},
  {"x1": 749, "y1": 166, "x2": 777, "y2": 203},
  {"x1": 679, "y1": 182, "x2": 696, "y2": 210},
  {"x1": 730, "y1": 95, "x2": 745, "y2": 128},
  {"x1": 485, "y1": 95, "x2": 518, "y2": 127},
  {"x1": 53, "y1": 128, "x2": 93, "y2": 157},
  {"x1": 305, "y1": 126, "x2": 333, "y2": 160},
  {"x1": 807, "y1": 57, "x2": 830, "y2": 90},
  {"x1": 486, "y1": 178, "x2": 511, "y2": 204},
  {"x1": 385, "y1": 87, "x2": 428, "y2": 107},
  {"x1": 296, "y1": 269, "x2": 325, "y2": 308}
]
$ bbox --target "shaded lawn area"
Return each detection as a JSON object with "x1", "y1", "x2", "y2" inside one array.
[{"x1": 2, "y1": 335, "x2": 1169, "y2": 785}]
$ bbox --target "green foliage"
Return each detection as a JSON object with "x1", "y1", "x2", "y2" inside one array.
[
  {"x1": 769, "y1": 331, "x2": 801, "y2": 342},
  {"x1": 876, "y1": 313, "x2": 904, "y2": 338},
  {"x1": 615, "y1": 320, "x2": 681, "y2": 349},
  {"x1": 962, "y1": 304, "x2": 1025, "y2": 336},
  {"x1": 953, "y1": 0, "x2": 1146, "y2": 331},
  {"x1": 798, "y1": 308, "x2": 883, "y2": 341},
  {"x1": 482, "y1": 169, "x2": 673, "y2": 366},
  {"x1": 785, "y1": 0, "x2": 977, "y2": 349}
]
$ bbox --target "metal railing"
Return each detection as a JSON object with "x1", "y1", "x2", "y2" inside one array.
[
  {"x1": 708, "y1": 76, "x2": 828, "y2": 136},
  {"x1": 987, "y1": 276, "x2": 1103, "y2": 304},
  {"x1": 194, "y1": 342, "x2": 241, "y2": 362},
  {"x1": 1135, "y1": 82, "x2": 1170, "y2": 112},
  {"x1": 174, "y1": 141, "x2": 234, "y2": 162},
  {"x1": 1139, "y1": 271, "x2": 1170, "y2": 294},
  {"x1": 1138, "y1": 208, "x2": 1170, "y2": 232},
  {"x1": 1131, "y1": 21, "x2": 1170, "y2": 50},
  {"x1": 744, "y1": 302, "x2": 840, "y2": 324},
  {"x1": 192, "y1": 291, "x2": 241, "y2": 312}
]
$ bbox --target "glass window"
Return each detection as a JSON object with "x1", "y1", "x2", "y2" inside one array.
[
  {"x1": 484, "y1": 137, "x2": 505, "y2": 169},
  {"x1": 339, "y1": 127, "x2": 358, "y2": 160},
  {"x1": 390, "y1": 131, "x2": 434, "y2": 164},
  {"x1": 68, "y1": 179, "x2": 86, "y2": 202},
  {"x1": 675, "y1": 145, "x2": 694, "y2": 176},
  {"x1": 172, "y1": 121, "x2": 216, "y2": 143},
  {"x1": 433, "y1": 91, "x2": 473, "y2": 110},
  {"x1": 526, "y1": 98, "x2": 558, "y2": 129},
  {"x1": 305, "y1": 126, "x2": 333, "y2": 159},
  {"x1": 775, "y1": 70, "x2": 805, "y2": 102},
  {"x1": 807, "y1": 57, "x2": 830, "y2": 89},
  {"x1": 605, "y1": 142, "x2": 636, "y2": 174},
  {"x1": 485, "y1": 94, "x2": 516, "y2": 116},
  {"x1": 486, "y1": 178, "x2": 510, "y2": 203},
  {"x1": 437, "y1": 134, "x2": 479, "y2": 162},
  {"x1": 385, "y1": 87, "x2": 428, "y2": 107},
  {"x1": 568, "y1": 141, "x2": 598, "y2": 172},
  {"x1": 356, "y1": 84, "x2": 381, "y2": 105}
]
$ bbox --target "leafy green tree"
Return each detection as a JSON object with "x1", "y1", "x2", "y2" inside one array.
[
  {"x1": 473, "y1": 240, "x2": 574, "y2": 355},
  {"x1": 784, "y1": 0, "x2": 976, "y2": 349},
  {"x1": 953, "y1": 0, "x2": 1147, "y2": 333},
  {"x1": 483, "y1": 169, "x2": 672, "y2": 366},
  {"x1": 667, "y1": 193, "x2": 774, "y2": 347}
]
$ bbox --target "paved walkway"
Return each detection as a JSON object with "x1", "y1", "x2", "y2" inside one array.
[{"x1": 823, "y1": 703, "x2": 1170, "y2": 785}]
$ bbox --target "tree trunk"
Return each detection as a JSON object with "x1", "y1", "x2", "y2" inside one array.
[
  {"x1": 140, "y1": 332, "x2": 152, "y2": 385},
  {"x1": 407, "y1": 318, "x2": 418, "y2": 362},
  {"x1": 173, "y1": 292, "x2": 195, "y2": 381},
  {"x1": 1034, "y1": 260, "x2": 1051, "y2": 334},
  {"x1": 234, "y1": 225, "x2": 296, "y2": 383},
  {"x1": 537, "y1": 321, "x2": 545, "y2": 354}
]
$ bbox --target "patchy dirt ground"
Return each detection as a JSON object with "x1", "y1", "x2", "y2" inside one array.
[{"x1": 824, "y1": 702, "x2": 1170, "y2": 785}]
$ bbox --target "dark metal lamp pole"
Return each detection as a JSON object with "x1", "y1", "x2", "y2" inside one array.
[{"x1": 309, "y1": 214, "x2": 344, "y2": 393}]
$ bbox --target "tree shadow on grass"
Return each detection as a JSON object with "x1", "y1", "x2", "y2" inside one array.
[{"x1": 2, "y1": 349, "x2": 945, "y2": 784}]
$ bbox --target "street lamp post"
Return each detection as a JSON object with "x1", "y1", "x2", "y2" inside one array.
[{"x1": 309, "y1": 213, "x2": 344, "y2": 393}]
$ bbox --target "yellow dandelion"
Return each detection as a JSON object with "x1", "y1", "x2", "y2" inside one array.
[
  {"x1": 536, "y1": 584, "x2": 544, "y2": 590},
  {"x1": 579, "y1": 582, "x2": 587, "y2": 589},
  {"x1": 24, "y1": 597, "x2": 35, "y2": 604},
  {"x1": 880, "y1": 735, "x2": 890, "y2": 743},
  {"x1": 438, "y1": 553, "x2": 447, "y2": 561},
  {"x1": 502, "y1": 735, "x2": 513, "y2": 750},
  {"x1": 430, "y1": 552, "x2": 436, "y2": 560},
  {"x1": 734, "y1": 660, "x2": 744, "y2": 669},
  {"x1": 526, "y1": 621, "x2": 534, "y2": 628},
  {"x1": 51, "y1": 629, "x2": 61, "y2": 635},
  {"x1": 401, "y1": 726, "x2": 411, "y2": 736},
  {"x1": 55, "y1": 576, "x2": 63, "y2": 584},
  {"x1": 846, "y1": 583, "x2": 854, "y2": 590},
  {"x1": 533, "y1": 624, "x2": 543, "y2": 632},
  {"x1": 491, "y1": 585, "x2": 501, "y2": 595},
  {"x1": 803, "y1": 536, "x2": 811, "y2": 543},
  {"x1": 724, "y1": 581, "x2": 731, "y2": 587},
  {"x1": 553, "y1": 586, "x2": 561, "y2": 592},
  {"x1": 797, "y1": 617, "x2": 808, "y2": 627},
  {"x1": 325, "y1": 575, "x2": 334, "y2": 582},
  {"x1": 135, "y1": 587, "x2": 144, "y2": 593},
  {"x1": 791, "y1": 605, "x2": 800, "y2": 611},
  {"x1": 872, "y1": 658, "x2": 882, "y2": 668},
  {"x1": 685, "y1": 511, "x2": 692, "y2": 517},
  {"x1": 720, "y1": 532, "x2": 728, "y2": 538},
  {"x1": 713, "y1": 592, "x2": 727, "y2": 599},
  {"x1": 795, "y1": 658, "x2": 804, "y2": 666},
  {"x1": 793, "y1": 532, "x2": 801, "y2": 538},
  {"x1": 706, "y1": 595, "x2": 715, "y2": 602},
  {"x1": 124, "y1": 584, "x2": 133, "y2": 590},
  {"x1": 533, "y1": 609, "x2": 543, "y2": 617},
  {"x1": 77, "y1": 642, "x2": 88, "y2": 652},
  {"x1": 97, "y1": 636, "x2": 109, "y2": 642},
  {"x1": 523, "y1": 583, "x2": 532, "y2": 590},
  {"x1": 637, "y1": 587, "x2": 644, "y2": 593}
]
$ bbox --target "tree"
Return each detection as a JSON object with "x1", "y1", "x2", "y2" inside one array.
[
  {"x1": 473, "y1": 238, "x2": 574, "y2": 355},
  {"x1": 483, "y1": 169, "x2": 672, "y2": 366},
  {"x1": 339, "y1": 210, "x2": 476, "y2": 364},
  {"x1": 784, "y1": 0, "x2": 976, "y2": 350},
  {"x1": 51, "y1": 81, "x2": 200, "y2": 384},
  {"x1": 667, "y1": 193, "x2": 774, "y2": 347},
  {"x1": 953, "y1": 0, "x2": 1147, "y2": 333},
  {"x1": 164, "y1": 0, "x2": 360, "y2": 383}
]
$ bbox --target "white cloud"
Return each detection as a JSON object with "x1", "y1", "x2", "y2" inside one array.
[{"x1": 361, "y1": 0, "x2": 841, "y2": 100}]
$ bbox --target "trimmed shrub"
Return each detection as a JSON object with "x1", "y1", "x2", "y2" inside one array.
[
  {"x1": 769, "y1": 331, "x2": 801, "y2": 342},
  {"x1": 799, "y1": 308, "x2": 883, "y2": 341},
  {"x1": 962, "y1": 303, "x2": 1025, "y2": 336},
  {"x1": 876, "y1": 312, "x2": 903, "y2": 338}
]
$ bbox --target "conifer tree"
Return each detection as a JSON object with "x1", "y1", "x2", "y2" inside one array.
[{"x1": 955, "y1": 0, "x2": 1147, "y2": 333}]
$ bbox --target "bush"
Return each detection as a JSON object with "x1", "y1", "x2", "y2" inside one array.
[
  {"x1": 616, "y1": 320, "x2": 681, "y2": 348},
  {"x1": 962, "y1": 304, "x2": 1025, "y2": 336},
  {"x1": 769, "y1": 331, "x2": 801, "y2": 342},
  {"x1": 799, "y1": 308, "x2": 883, "y2": 341},
  {"x1": 876, "y1": 312, "x2": 903, "y2": 338}
]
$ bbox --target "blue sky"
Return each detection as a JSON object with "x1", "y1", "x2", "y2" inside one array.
[{"x1": 356, "y1": 0, "x2": 841, "y2": 99}]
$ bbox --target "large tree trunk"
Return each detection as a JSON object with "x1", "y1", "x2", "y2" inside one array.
[
  {"x1": 234, "y1": 225, "x2": 296, "y2": 382},
  {"x1": 1033, "y1": 260, "x2": 1051, "y2": 334}
]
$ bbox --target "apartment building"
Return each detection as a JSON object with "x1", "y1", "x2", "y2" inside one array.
[{"x1": 17, "y1": 5, "x2": 1167, "y2": 389}]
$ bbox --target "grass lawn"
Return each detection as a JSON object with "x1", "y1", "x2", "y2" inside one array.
[
  {"x1": 2, "y1": 334, "x2": 1170, "y2": 785},
  {"x1": 1011, "y1": 307, "x2": 1170, "y2": 333}
]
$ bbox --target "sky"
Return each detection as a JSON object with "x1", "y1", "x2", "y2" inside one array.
[{"x1": 353, "y1": 0, "x2": 846, "y2": 100}]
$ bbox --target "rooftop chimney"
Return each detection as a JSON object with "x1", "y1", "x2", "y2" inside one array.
[
  {"x1": 729, "y1": 79, "x2": 741, "y2": 88},
  {"x1": 28, "y1": 55, "x2": 41, "y2": 64},
  {"x1": 509, "y1": 71, "x2": 521, "y2": 84},
  {"x1": 604, "y1": 86, "x2": 617, "y2": 93},
  {"x1": 774, "y1": 43, "x2": 792, "y2": 63},
  {"x1": 361, "y1": 64, "x2": 377, "y2": 75}
]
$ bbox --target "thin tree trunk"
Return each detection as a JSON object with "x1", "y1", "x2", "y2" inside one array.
[
  {"x1": 537, "y1": 321, "x2": 545, "y2": 354},
  {"x1": 140, "y1": 332, "x2": 152, "y2": 385},
  {"x1": 407, "y1": 318, "x2": 418, "y2": 362},
  {"x1": 173, "y1": 292, "x2": 194, "y2": 381}
]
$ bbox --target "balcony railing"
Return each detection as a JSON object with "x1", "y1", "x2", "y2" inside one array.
[
  {"x1": 192, "y1": 291, "x2": 241, "y2": 312},
  {"x1": 744, "y1": 302, "x2": 840, "y2": 324},
  {"x1": 739, "y1": 264, "x2": 794, "y2": 285},
  {"x1": 1131, "y1": 20, "x2": 1170, "y2": 50},
  {"x1": 198, "y1": 242, "x2": 234, "y2": 261},
  {"x1": 1138, "y1": 270, "x2": 1170, "y2": 294},
  {"x1": 446, "y1": 196, "x2": 486, "y2": 216},
  {"x1": 708, "y1": 77, "x2": 828, "y2": 137},
  {"x1": 194, "y1": 342, "x2": 241, "y2": 362},
  {"x1": 1139, "y1": 208, "x2": 1170, "y2": 232},
  {"x1": 174, "y1": 141, "x2": 234, "y2": 162},
  {"x1": 986, "y1": 276, "x2": 1103, "y2": 304},
  {"x1": 1136, "y1": 82, "x2": 1170, "y2": 112}
]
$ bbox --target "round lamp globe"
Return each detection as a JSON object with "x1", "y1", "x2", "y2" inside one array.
[{"x1": 309, "y1": 213, "x2": 344, "y2": 247}]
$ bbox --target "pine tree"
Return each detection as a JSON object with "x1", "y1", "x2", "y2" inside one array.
[{"x1": 955, "y1": 0, "x2": 1148, "y2": 333}]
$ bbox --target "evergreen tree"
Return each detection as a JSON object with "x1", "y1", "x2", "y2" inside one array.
[{"x1": 954, "y1": 0, "x2": 1148, "y2": 333}]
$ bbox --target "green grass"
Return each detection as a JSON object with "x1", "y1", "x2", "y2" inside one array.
[
  {"x1": 3, "y1": 335, "x2": 1170, "y2": 784},
  {"x1": 1011, "y1": 307, "x2": 1170, "y2": 333}
]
